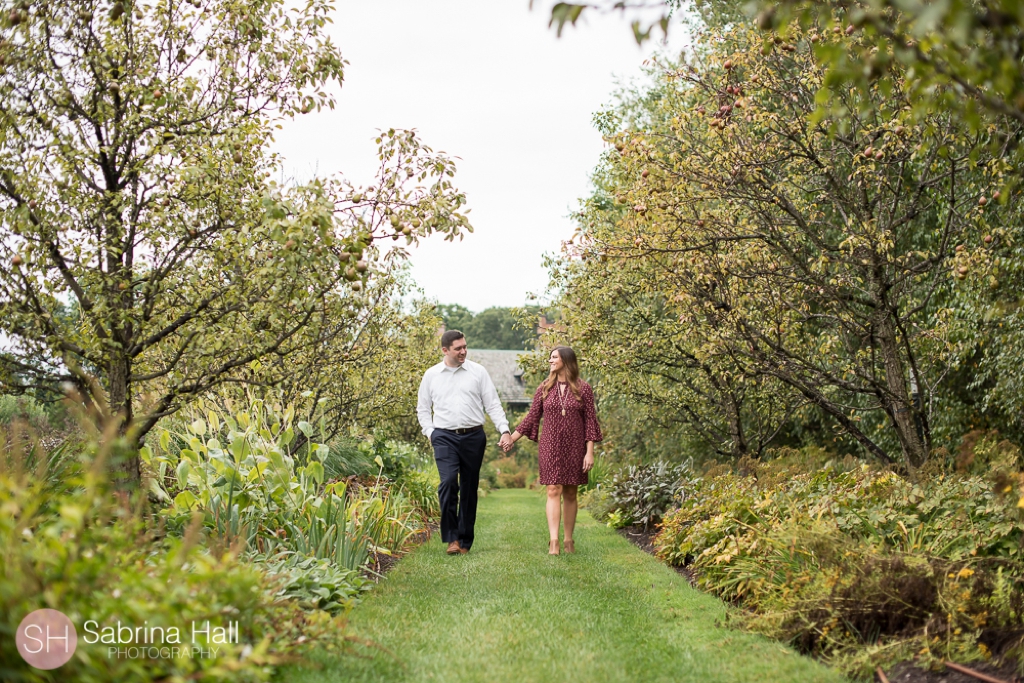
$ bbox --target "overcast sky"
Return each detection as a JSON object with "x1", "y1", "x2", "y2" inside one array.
[{"x1": 272, "y1": 0, "x2": 688, "y2": 313}]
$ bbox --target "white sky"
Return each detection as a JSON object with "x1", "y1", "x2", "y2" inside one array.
[{"x1": 272, "y1": 0, "x2": 688, "y2": 313}]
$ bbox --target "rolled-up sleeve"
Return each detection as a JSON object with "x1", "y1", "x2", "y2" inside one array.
[
  {"x1": 417, "y1": 371, "x2": 434, "y2": 439},
  {"x1": 515, "y1": 386, "x2": 544, "y2": 442},
  {"x1": 583, "y1": 383, "x2": 603, "y2": 443}
]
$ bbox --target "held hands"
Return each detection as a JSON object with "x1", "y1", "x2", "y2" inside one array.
[{"x1": 499, "y1": 432, "x2": 514, "y2": 453}]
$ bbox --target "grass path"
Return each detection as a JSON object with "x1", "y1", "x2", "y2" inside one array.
[{"x1": 276, "y1": 489, "x2": 846, "y2": 683}]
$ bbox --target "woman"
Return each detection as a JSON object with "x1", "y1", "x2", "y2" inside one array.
[{"x1": 504, "y1": 346, "x2": 602, "y2": 555}]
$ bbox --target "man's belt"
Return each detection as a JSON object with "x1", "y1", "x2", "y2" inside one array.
[{"x1": 439, "y1": 425, "x2": 484, "y2": 435}]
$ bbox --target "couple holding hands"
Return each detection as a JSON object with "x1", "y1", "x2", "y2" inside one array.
[{"x1": 416, "y1": 330, "x2": 602, "y2": 556}]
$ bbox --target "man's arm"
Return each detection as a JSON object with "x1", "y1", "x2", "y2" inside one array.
[
  {"x1": 479, "y1": 368, "x2": 510, "y2": 438},
  {"x1": 416, "y1": 371, "x2": 435, "y2": 440}
]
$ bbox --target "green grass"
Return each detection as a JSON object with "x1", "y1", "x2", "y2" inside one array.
[{"x1": 275, "y1": 489, "x2": 846, "y2": 683}]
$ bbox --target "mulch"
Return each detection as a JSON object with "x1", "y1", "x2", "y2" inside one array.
[
  {"x1": 615, "y1": 525, "x2": 1021, "y2": 683},
  {"x1": 886, "y1": 661, "x2": 1021, "y2": 683}
]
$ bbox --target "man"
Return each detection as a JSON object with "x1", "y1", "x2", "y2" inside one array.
[{"x1": 417, "y1": 330, "x2": 513, "y2": 555}]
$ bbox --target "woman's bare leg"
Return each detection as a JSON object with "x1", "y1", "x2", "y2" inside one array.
[
  {"x1": 562, "y1": 485, "x2": 578, "y2": 543},
  {"x1": 546, "y1": 485, "x2": 562, "y2": 542}
]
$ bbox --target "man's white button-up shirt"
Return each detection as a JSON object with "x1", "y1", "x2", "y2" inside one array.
[{"x1": 416, "y1": 359, "x2": 510, "y2": 440}]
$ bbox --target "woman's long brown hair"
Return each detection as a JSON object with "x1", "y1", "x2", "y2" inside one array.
[{"x1": 540, "y1": 346, "x2": 582, "y2": 401}]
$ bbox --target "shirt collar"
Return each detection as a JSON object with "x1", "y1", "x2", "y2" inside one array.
[{"x1": 441, "y1": 362, "x2": 466, "y2": 373}]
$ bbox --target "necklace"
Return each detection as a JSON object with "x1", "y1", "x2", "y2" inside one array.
[{"x1": 557, "y1": 381, "x2": 568, "y2": 416}]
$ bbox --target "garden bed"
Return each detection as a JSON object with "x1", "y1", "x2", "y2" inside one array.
[
  {"x1": 887, "y1": 660, "x2": 1021, "y2": 683},
  {"x1": 365, "y1": 521, "x2": 439, "y2": 579}
]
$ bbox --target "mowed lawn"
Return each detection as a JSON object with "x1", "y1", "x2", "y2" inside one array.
[{"x1": 275, "y1": 489, "x2": 846, "y2": 683}]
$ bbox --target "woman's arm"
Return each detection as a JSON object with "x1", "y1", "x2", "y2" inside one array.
[
  {"x1": 583, "y1": 440, "x2": 595, "y2": 472},
  {"x1": 512, "y1": 387, "x2": 545, "y2": 443}
]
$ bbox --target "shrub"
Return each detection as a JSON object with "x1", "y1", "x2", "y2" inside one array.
[
  {"x1": 0, "y1": 394, "x2": 49, "y2": 429},
  {"x1": 1, "y1": 433, "x2": 342, "y2": 683},
  {"x1": 602, "y1": 461, "x2": 690, "y2": 529},
  {"x1": 489, "y1": 456, "x2": 532, "y2": 489},
  {"x1": 144, "y1": 393, "x2": 430, "y2": 574},
  {"x1": 255, "y1": 554, "x2": 372, "y2": 615},
  {"x1": 399, "y1": 468, "x2": 441, "y2": 518},
  {"x1": 653, "y1": 454, "x2": 1024, "y2": 677},
  {"x1": 479, "y1": 461, "x2": 498, "y2": 491},
  {"x1": 321, "y1": 437, "x2": 376, "y2": 479},
  {"x1": 957, "y1": 429, "x2": 1024, "y2": 476},
  {"x1": 580, "y1": 486, "x2": 616, "y2": 523}
]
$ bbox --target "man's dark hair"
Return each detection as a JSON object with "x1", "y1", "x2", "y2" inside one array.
[{"x1": 441, "y1": 329, "x2": 465, "y2": 350}]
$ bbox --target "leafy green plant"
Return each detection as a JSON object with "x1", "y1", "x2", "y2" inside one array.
[
  {"x1": 256, "y1": 554, "x2": 371, "y2": 615},
  {"x1": 262, "y1": 484, "x2": 374, "y2": 571},
  {"x1": 145, "y1": 392, "x2": 431, "y2": 574},
  {"x1": 603, "y1": 461, "x2": 690, "y2": 529},
  {"x1": 0, "y1": 427, "x2": 342, "y2": 683},
  {"x1": 652, "y1": 452, "x2": 1024, "y2": 677},
  {"x1": 0, "y1": 395, "x2": 49, "y2": 429},
  {"x1": 321, "y1": 437, "x2": 377, "y2": 479},
  {"x1": 398, "y1": 468, "x2": 441, "y2": 517}
]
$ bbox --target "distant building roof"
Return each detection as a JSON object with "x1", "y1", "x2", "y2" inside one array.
[{"x1": 469, "y1": 349, "x2": 532, "y2": 406}]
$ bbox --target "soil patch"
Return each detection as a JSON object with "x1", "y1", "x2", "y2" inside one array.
[
  {"x1": 363, "y1": 521, "x2": 438, "y2": 580},
  {"x1": 886, "y1": 660, "x2": 1021, "y2": 683}
]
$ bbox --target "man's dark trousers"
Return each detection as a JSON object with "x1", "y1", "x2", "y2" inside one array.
[{"x1": 430, "y1": 428, "x2": 486, "y2": 551}]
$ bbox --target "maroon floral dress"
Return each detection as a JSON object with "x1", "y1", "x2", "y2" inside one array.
[{"x1": 516, "y1": 379, "x2": 603, "y2": 486}]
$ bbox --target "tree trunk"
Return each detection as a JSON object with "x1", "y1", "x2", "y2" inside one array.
[
  {"x1": 107, "y1": 353, "x2": 140, "y2": 490},
  {"x1": 726, "y1": 392, "x2": 748, "y2": 459},
  {"x1": 876, "y1": 311, "x2": 928, "y2": 469}
]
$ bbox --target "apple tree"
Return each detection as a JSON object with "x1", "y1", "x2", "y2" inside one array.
[
  {"x1": 549, "y1": 24, "x2": 1017, "y2": 468},
  {"x1": 0, "y1": 0, "x2": 471, "y2": 488}
]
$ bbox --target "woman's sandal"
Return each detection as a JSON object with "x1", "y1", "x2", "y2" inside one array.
[
  {"x1": 564, "y1": 539, "x2": 575, "y2": 554},
  {"x1": 549, "y1": 539, "x2": 560, "y2": 555}
]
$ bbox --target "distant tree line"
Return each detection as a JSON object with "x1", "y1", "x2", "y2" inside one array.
[{"x1": 436, "y1": 304, "x2": 543, "y2": 351}]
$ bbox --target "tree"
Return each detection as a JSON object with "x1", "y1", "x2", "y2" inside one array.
[
  {"x1": 0, "y1": 0, "x2": 471, "y2": 488},
  {"x1": 543, "y1": 246, "x2": 798, "y2": 460},
  {"x1": 549, "y1": 24, "x2": 1017, "y2": 468},
  {"x1": 265, "y1": 271, "x2": 447, "y2": 446},
  {"x1": 436, "y1": 304, "x2": 541, "y2": 349},
  {"x1": 437, "y1": 303, "x2": 474, "y2": 335},
  {"x1": 547, "y1": 0, "x2": 1024, "y2": 162},
  {"x1": 754, "y1": 0, "x2": 1024, "y2": 141}
]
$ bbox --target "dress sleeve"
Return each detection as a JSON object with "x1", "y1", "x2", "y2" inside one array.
[
  {"x1": 582, "y1": 382, "x2": 603, "y2": 443},
  {"x1": 515, "y1": 386, "x2": 545, "y2": 442}
]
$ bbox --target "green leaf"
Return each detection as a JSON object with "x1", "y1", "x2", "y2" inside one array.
[
  {"x1": 174, "y1": 490, "x2": 199, "y2": 511},
  {"x1": 549, "y1": 3, "x2": 585, "y2": 37},
  {"x1": 304, "y1": 460, "x2": 325, "y2": 486},
  {"x1": 176, "y1": 459, "x2": 191, "y2": 488}
]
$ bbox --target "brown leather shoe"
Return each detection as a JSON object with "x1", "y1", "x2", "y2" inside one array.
[{"x1": 446, "y1": 540, "x2": 463, "y2": 555}]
